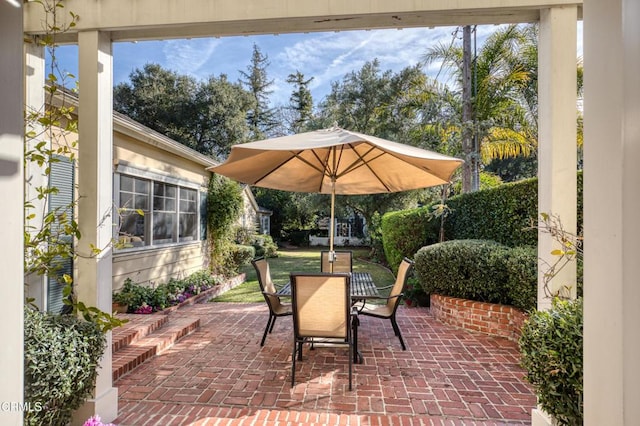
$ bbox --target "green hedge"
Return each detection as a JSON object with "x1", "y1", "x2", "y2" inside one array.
[
  {"x1": 24, "y1": 308, "x2": 106, "y2": 426},
  {"x1": 252, "y1": 234, "x2": 278, "y2": 258},
  {"x1": 381, "y1": 207, "x2": 440, "y2": 273},
  {"x1": 382, "y1": 172, "x2": 583, "y2": 271},
  {"x1": 520, "y1": 298, "x2": 583, "y2": 425},
  {"x1": 445, "y1": 178, "x2": 538, "y2": 247},
  {"x1": 232, "y1": 244, "x2": 256, "y2": 269},
  {"x1": 414, "y1": 239, "x2": 537, "y2": 310},
  {"x1": 504, "y1": 245, "x2": 539, "y2": 311}
]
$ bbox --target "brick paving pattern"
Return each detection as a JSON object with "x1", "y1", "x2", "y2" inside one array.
[{"x1": 114, "y1": 303, "x2": 536, "y2": 425}]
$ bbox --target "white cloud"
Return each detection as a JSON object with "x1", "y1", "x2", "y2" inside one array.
[
  {"x1": 162, "y1": 38, "x2": 222, "y2": 78},
  {"x1": 269, "y1": 27, "x2": 461, "y2": 103}
]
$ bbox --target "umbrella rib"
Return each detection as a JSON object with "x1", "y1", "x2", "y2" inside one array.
[
  {"x1": 292, "y1": 150, "x2": 326, "y2": 175},
  {"x1": 335, "y1": 144, "x2": 393, "y2": 192},
  {"x1": 252, "y1": 158, "x2": 291, "y2": 185},
  {"x1": 291, "y1": 149, "x2": 334, "y2": 192},
  {"x1": 342, "y1": 144, "x2": 451, "y2": 187}
]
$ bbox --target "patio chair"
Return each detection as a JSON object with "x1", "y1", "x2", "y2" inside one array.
[
  {"x1": 290, "y1": 272, "x2": 356, "y2": 390},
  {"x1": 359, "y1": 257, "x2": 414, "y2": 350},
  {"x1": 252, "y1": 257, "x2": 292, "y2": 347},
  {"x1": 320, "y1": 250, "x2": 353, "y2": 273}
]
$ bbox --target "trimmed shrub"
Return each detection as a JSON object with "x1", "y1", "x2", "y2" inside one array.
[
  {"x1": 504, "y1": 245, "x2": 538, "y2": 311},
  {"x1": 414, "y1": 239, "x2": 537, "y2": 310},
  {"x1": 414, "y1": 240, "x2": 511, "y2": 304},
  {"x1": 445, "y1": 178, "x2": 538, "y2": 247},
  {"x1": 381, "y1": 207, "x2": 439, "y2": 272},
  {"x1": 519, "y1": 298, "x2": 583, "y2": 425},
  {"x1": 232, "y1": 244, "x2": 255, "y2": 269},
  {"x1": 252, "y1": 234, "x2": 278, "y2": 258},
  {"x1": 24, "y1": 308, "x2": 106, "y2": 426},
  {"x1": 285, "y1": 229, "x2": 312, "y2": 247},
  {"x1": 381, "y1": 171, "x2": 583, "y2": 271}
]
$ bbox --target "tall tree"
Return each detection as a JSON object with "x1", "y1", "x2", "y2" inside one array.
[
  {"x1": 114, "y1": 64, "x2": 253, "y2": 158},
  {"x1": 113, "y1": 63, "x2": 198, "y2": 149},
  {"x1": 461, "y1": 25, "x2": 475, "y2": 192},
  {"x1": 313, "y1": 61, "x2": 441, "y2": 231},
  {"x1": 239, "y1": 44, "x2": 278, "y2": 140},
  {"x1": 193, "y1": 75, "x2": 254, "y2": 157},
  {"x1": 286, "y1": 71, "x2": 314, "y2": 133}
]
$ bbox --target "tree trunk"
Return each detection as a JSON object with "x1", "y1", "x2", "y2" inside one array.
[{"x1": 462, "y1": 25, "x2": 474, "y2": 193}]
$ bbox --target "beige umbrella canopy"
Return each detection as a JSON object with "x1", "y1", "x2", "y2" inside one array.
[{"x1": 209, "y1": 126, "x2": 463, "y2": 262}]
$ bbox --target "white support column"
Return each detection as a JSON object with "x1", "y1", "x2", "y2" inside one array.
[
  {"x1": 537, "y1": 6, "x2": 578, "y2": 310},
  {"x1": 74, "y1": 30, "x2": 118, "y2": 425},
  {"x1": 583, "y1": 0, "x2": 640, "y2": 423},
  {"x1": 0, "y1": 3, "x2": 25, "y2": 425},
  {"x1": 24, "y1": 40, "x2": 47, "y2": 310}
]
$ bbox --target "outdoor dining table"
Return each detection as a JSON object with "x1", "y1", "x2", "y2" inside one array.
[{"x1": 277, "y1": 271, "x2": 381, "y2": 364}]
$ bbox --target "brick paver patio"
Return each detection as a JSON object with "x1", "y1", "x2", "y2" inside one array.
[{"x1": 114, "y1": 302, "x2": 536, "y2": 425}]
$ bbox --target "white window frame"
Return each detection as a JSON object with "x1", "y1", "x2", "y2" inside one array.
[{"x1": 114, "y1": 162, "x2": 202, "y2": 252}]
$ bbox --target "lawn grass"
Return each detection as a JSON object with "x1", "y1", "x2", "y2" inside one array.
[{"x1": 210, "y1": 247, "x2": 396, "y2": 303}]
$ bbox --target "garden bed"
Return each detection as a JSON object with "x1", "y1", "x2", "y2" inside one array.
[{"x1": 159, "y1": 273, "x2": 246, "y2": 313}]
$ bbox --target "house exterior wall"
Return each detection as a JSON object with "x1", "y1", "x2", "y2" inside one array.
[
  {"x1": 111, "y1": 125, "x2": 211, "y2": 290},
  {"x1": 113, "y1": 131, "x2": 210, "y2": 187},
  {"x1": 238, "y1": 190, "x2": 259, "y2": 233},
  {"x1": 112, "y1": 243, "x2": 207, "y2": 291}
]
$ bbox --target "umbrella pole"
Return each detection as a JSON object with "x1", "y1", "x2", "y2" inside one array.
[{"x1": 329, "y1": 178, "x2": 336, "y2": 273}]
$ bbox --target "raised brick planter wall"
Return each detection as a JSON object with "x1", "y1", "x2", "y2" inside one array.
[
  {"x1": 160, "y1": 273, "x2": 246, "y2": 314},
  {"x1": 430, "y1": 294, "x2": 528, "y2": 342}
]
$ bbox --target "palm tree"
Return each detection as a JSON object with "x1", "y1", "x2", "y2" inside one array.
[{"x1": 423, "y1": 24, "x2": 537, "y2": 191}]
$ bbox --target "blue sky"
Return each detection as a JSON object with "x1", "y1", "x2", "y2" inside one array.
[{"x1": 53, "y1": 24, "x2": 582, "y2": 106}]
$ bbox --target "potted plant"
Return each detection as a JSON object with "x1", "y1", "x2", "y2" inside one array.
[
  {"x1": 112, "y1": 289, "x2": 134, "y2": 313},
  {"x1": 111, "y1": 292, "x2": 131, "y2": 314}
]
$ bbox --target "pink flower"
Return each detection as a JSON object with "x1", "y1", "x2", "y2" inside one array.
[{"x1": 83, "y1": 415, "x2": 116, "y2": 426}]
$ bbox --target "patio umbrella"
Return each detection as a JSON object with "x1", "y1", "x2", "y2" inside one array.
[{"x1": 209, "y1": 126, "x2": 463, "y2": 268}]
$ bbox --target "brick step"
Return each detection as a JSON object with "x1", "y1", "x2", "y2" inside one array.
[
  {"x1": 112, "y1": 314, "x2": 168, "y2": 353},
  {"x1": 112, "y1": 315, "x2": 200, "y2": 382}
]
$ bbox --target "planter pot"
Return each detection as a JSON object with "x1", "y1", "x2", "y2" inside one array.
[{"x1": 112, "y1": 302, "x2": 128, "y2": 314}]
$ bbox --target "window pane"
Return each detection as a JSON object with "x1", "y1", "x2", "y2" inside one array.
[
  {"x1": 153, "y1": 183, "x2": 176, "y2": 212},
  {"x1": 183, "y1": 189, "x2": 196, "y2": 201},
  {"x1": 117, "y1": 175, "x2": 151, "y2": 250},
  {"x1": 119, "y1": 192, "x2": 133, "y2": 209},
  {"x1": 179, "y1": 214, "x2": 197, "y2": 242},
  {"x1": 153, "y1": 213, "x2": 175, "y2": 243},
  {"x1": 154, "y1": 182, "x2": 164, "y2": 196},
  {"x1": 134, "y1": 194, "x2": 149, "y2": 210},
  {"x1": 120, "y1": 175, "x2": 133, "y2": 192},
  {"x1": 135, "y1": 179, "x2": 149, "y2": 193},
  {"x1": 119, "y1": 211, "x2": 146, "y2": 247},
  {"x1": 153, "y1": 196, "x2": 163, "y2": 211}
]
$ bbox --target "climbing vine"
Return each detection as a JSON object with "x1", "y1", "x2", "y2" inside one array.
[
  {"x1": 206, "y1": 174, "x2": 243, "y2": 276},
  {"x1": 24, "y1": 0, "x2": 124, "y2": 332}
]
